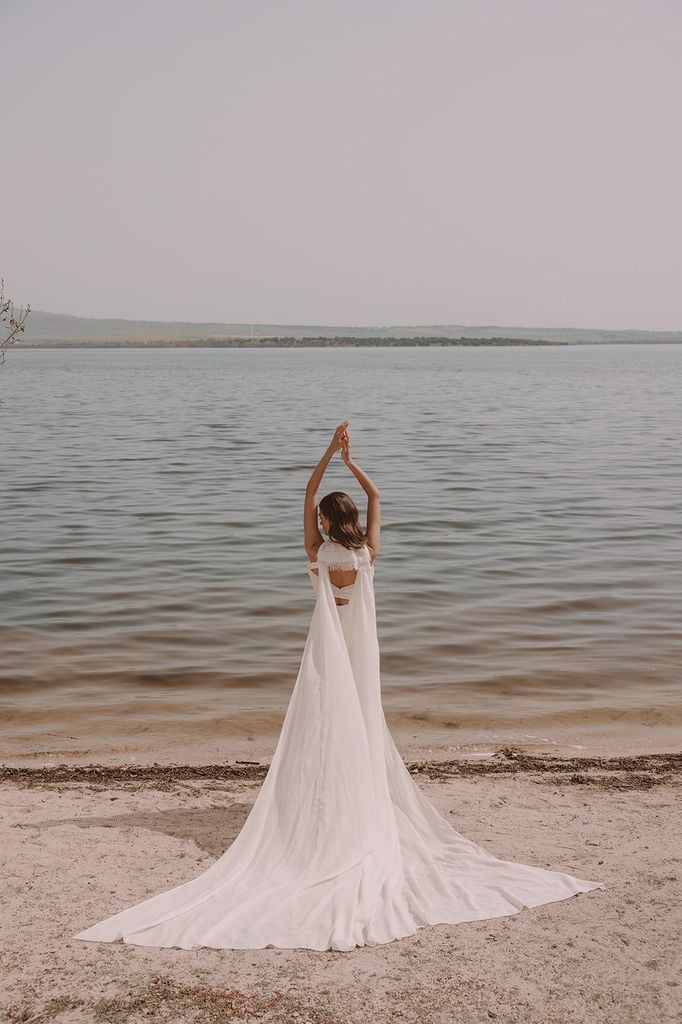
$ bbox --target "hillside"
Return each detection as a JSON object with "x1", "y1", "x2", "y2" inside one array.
[{"x1": 19, "y1": 310, "x2": 682, "y2": 346}]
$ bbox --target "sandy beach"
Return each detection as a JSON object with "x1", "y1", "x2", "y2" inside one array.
[
  {"x1": 2, "y1": 742, "x2": 680, "y2": 1024},
  {"x1": 6, "y1": 0, "x2": 682, "y2": 1016}
]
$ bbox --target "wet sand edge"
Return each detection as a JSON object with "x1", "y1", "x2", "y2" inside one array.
[{"x1": 2, "y1": 748, "x2": 680, "y2": 790}]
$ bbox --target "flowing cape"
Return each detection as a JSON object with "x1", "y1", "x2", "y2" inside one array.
[{"x1": 74, "y1": 540, "x2": 605, "y2": 951}]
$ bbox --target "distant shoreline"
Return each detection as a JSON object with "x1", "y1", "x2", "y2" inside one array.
[
  {"x1": 24, "y1": 337, "x2": 682, "y2": 349},
  {"x1": 20, "y1": 311, "x2": 682, "y2": 346},
  {"x1": 17, "y1": 337, "x2": 682, "y2": 349}
]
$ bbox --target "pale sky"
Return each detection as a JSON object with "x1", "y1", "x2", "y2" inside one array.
[{"x1": 2, "y1": 0, "x2": 681, "y2": 329}]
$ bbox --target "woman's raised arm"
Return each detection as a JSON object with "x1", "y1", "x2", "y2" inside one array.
[
  {"x1": 303, "y1": 421, "x2": 349, "y2": 559},
  {"x1": 341, "y1": 434, "x2": 381, "y2": 560}
]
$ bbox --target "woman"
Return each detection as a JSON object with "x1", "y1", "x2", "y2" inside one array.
[
  {"x1": 305, "y1": 419, "x2": 380, "y2": 611},
  {"x1": 74, "y1": 421, "x2": 605, "y2": 952}
]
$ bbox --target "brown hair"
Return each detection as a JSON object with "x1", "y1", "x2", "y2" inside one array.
[{"x1": 319, "y1": 491, "x2": 367, "y2": 549}]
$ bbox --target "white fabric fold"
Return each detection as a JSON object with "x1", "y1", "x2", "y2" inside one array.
[{"x1": 73, "y1": 539, "x2": 606, "y2": 951}]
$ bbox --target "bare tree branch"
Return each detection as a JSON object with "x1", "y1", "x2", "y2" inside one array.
[{"x1": 1, "y1": 279, "x2": 31, "y2": 365}]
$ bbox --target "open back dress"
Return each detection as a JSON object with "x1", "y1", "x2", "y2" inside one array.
[{"x1": 74, "y1": 538, "x2": 605, "y2": 951}]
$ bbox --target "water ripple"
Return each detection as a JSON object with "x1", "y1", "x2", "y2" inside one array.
[{"x1": 1, "y1": 344, "x2": 681, "y2": 717}]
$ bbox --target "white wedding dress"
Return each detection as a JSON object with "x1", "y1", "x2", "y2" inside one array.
[{"x1": 74, "y1": 539, "x2": 605, "y2": 951}]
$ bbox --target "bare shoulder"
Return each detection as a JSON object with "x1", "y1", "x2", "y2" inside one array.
[
  {"x1": 306, "y1": 538, "x2": 324, "y2": 563},
  {"x1": 366, "y1": 542, "x2": 379, "y2": 564}
]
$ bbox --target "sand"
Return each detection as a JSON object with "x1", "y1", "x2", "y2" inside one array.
[
  {"x1": 2, "y1": 745, "x2": 680, "y2": 1024},
  {"x1": 3, "y1": 693, "x2": 682, "y2": 770}
]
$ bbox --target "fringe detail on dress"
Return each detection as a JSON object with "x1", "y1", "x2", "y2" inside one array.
[{"x1": 318, "y1": 562, "x2": 372, "y2": 572}]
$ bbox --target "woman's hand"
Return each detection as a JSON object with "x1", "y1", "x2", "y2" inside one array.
[
  {"x1": 341, "y1": 431, "x2": 352, "y2": 465},
  {"x1": 329, "y1": 420, "x2": 350, "y2": 454}
]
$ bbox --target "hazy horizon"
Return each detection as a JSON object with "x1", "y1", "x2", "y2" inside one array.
[
  {"x1": 19, "y1": 307, "x2": 682, "y2": 336},
  {"x1": 3, "y1": 0, "x2": 681, "y2": 331}
]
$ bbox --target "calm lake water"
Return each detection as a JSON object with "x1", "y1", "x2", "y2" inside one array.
[{"x1": 2, "y1": 344, "x2": 681, "y2": 738}]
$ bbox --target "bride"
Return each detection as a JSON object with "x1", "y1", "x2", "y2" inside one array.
[{"x1": 74, "y1": 420, "x2": 605, "y2": 952}]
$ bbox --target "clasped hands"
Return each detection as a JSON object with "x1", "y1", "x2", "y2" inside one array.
[{"x1": 330, "y1": 420, "x2": 352, "y2": 464}]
